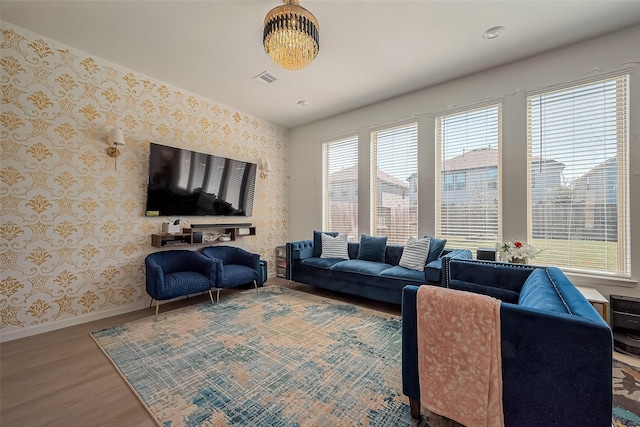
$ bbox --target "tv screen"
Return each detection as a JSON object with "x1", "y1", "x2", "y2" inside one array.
[{"x1": 145, "y1": 143, "x2": 257, "y2": 217}]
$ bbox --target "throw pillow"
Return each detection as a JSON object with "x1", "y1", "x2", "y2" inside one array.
[
  {"x1": 313, "y1": 231, "x2": 339, "y2": 258},
  {"x1": 357, "y1": 235, "x2": 387, "y2": 263},
  {"x1": 425, "y1": 235, "x2": 447, "y2": 264},
  {"x1": 320, "y1": 233, "x2": 349, "y2": 259},
  {"x1": 399, "y1": 237, "x2": 431, "y2": 271}
]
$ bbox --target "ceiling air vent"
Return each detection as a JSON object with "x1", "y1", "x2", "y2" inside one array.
[{"x1": 253, "y1": 71, "x2": 278, "y2": 85}]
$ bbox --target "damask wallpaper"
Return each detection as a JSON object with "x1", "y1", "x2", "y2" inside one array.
[{"x1": 0, "y1": 23, "x2": 289, "y2": 341}]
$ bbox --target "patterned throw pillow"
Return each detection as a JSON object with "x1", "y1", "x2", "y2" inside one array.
[
  {"x1": 320, "y1": 233, "x2": 349, "y2": 259},
  {"x1": 399, "y1": 237, "x2": 431, "y2": 271}
]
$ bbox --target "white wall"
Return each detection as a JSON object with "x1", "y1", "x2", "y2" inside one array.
[{"x1": 288, "y1": 25, "x2": 640, "y2": 300}]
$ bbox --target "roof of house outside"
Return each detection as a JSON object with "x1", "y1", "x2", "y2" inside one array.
[
  {"x1": 330, "y1": 165, "x2": 409, "y2": 188},
  {"x1": 443, "y1": 147, "x2": 565, "y2": 171}
]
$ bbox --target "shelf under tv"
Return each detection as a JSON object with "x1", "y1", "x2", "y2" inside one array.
[{"x1": 151, "y1": 224, "x2": 255, "y2": 248}]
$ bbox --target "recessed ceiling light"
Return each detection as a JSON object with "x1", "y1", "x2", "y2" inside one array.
[
  {"x1": 297, "y1": 100, "x2": 309, "y2": 107},
  {"x1": 482, "y1": 26, "x2": 505, "y2": 40}
]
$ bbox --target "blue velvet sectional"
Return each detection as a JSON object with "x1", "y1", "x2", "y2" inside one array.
[
  {"x1": 402, "y1": 258, "x2": 613, "y2": 426},
  {"x1": 286, "y1": 231, "x2": 472, "y2": 305}
]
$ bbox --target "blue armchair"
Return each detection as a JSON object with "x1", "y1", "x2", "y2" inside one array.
[
  {"x1": 145, "y1": 250, "x2": 218, "y2": 316},
  {"x1": 201, "y1": 246, "x2": 262, "y2": 302}
]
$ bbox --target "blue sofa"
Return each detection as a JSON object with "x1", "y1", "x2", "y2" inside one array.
[
  {"x1": 287, "y1": 232, "x2": 472, "y2": 305},
  {"x1": 402, "y1": 258, "x2": 613, "y2": 426}
]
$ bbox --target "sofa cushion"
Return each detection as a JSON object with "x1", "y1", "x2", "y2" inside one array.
[
  {"x1": 313, "y1": 231, "x2": 340, "y2": 258},
  {"x1": 320, "y1": 233, "x2": 349, "y2": 259},
  {"x1": 425, "y1": 235, "x2": 447, "y2": 264},
  {"x1": 379, "y1": 265, "x2": 425, "y2": 283},
  {"x1": 357, "y1": 235, "x2": 387, "y2": 263},
  {"x1": 331, "y1": 259, "x2": 392, "y2": 276},
  {"x1": 448, "y1": 279, "x2": 520, "y2": 303},
  {"x1": 399, "y1": 237, "x2": 431, "y2": 271},
  {"x1": 518, "y1": 269, "x2": 570, "y2": 314},
  {"x1": 301, "y1": 257, "x2": 344, "y2": 270}
]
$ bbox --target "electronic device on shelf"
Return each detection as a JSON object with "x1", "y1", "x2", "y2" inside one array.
[
  {"x1": 611, "y1": 294, "x2": 640, "y2": 357},
  {"x1": 145, "y1": 143, "x2": 257, "y2": 217}
]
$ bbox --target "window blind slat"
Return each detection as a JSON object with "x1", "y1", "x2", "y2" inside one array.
[
  {"x1": 436, "y1": 104, "x2": 502, "y2": 252},
  {"x1": 322, "y1": 136, "x2": 359, "y2": 241},
  {"x1": 370, "y1": 123, "x2": 418, "y2": 245},
  {"x1": 527, "y1": 75, "x2": 629, "y2": 276}
]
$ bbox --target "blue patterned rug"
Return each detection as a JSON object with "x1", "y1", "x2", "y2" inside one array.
[
  {"x1": 92, "y1": 286, "x2": 639, "y2": 427},
  {"x1": 91, "y1": 286, "x2": 420, "y2": 427}
]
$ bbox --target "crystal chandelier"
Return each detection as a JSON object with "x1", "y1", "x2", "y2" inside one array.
[{"x1": 263, "y1": 0, "x2": 319, "y2": 71}]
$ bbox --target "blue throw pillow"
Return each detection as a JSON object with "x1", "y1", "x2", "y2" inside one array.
[
  {"x1": 313, "y1": 231, "x2": 339, "y2": 258},
  {"x1": 357, "y1": 235, "x2": 387, "y2": 263},
  {"x1": 424, "y1": 235, "x2": 447, "y2": 264}
]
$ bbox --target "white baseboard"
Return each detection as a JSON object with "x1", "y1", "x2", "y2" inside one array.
[{"x1": 0, "y1": 301, "x2": 149, "y2": 343}]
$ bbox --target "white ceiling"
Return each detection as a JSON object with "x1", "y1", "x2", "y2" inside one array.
[{"x1": 3, "y1": 1, "x2": 640, "y2": 129}]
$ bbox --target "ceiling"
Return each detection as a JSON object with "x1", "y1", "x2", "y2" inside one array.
[{"x1": 3, "y1": 1, "x2": 640, "y2": 129}]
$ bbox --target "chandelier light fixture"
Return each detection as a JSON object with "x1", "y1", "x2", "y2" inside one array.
[{"x1": 263, "y1": 0, "x2": 319, "y2": 71}]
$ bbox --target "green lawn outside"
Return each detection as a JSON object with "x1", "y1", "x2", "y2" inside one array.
[{"x1": 443, "y1": 236, "x2": 621, "y2": 273}]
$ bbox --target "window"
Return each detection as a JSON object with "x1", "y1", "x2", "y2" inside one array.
[
  {"x1": 370, "y1": 123, "x2": 418, "y2": 244},
  {"x1": 527, "y1": 75, "x2": 629, "y2": 276},
  {"x1": 436, "y1": 104, "x2": 502, "y2": 251},
  {"x1": 487, "y1": 168, "x2": 497, "y2": 190},
  {"x1": 443, "y1": 171, "x2": 467, "y2": 191},
  {"x1": 322, "y1": 136, "x2": 359, "y2": 240}
]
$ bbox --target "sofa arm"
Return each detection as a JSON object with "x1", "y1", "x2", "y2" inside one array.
[
  {"x1": 288, "y1": 240, "x2": 314, "y2": 260},
  {"x1": 401, "y1": 285, "x2": 421, "y2": 402},
  {"x1": 188, "y1": 251, "x2": 220, "y2": 286},
  {"x1": 500, "y1": 303, "x2": 612, "y2": 426},
  {"x1": 424, "y1": 249, "x2": 472, "y2": 284}
]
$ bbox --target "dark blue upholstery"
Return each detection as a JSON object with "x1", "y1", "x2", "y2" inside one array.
[
  {"x1": 357, "y1": 234, "x2": 387, "y2": 262},
  {"x1": 402, "y1": 258, "x2": 613, "y2": 426},
  {"x1": 287, "y1": 236, "x2": 472, "y2": 305},
  {"x1": 424, "y1": 235, "x2": 447, "y2": 264},
  {"x1": 145, "y1": 250, "x2": 217, "y2": 301},
  {"x1": 201, "y1": 246, "x2": 261, "y2": 289}
]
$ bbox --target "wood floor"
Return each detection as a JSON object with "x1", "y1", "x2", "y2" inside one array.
[
  {"x1": 1, "y1": 279, "x2": 637, "y2": 426},
  {"x1": 0, "y1": 279, "x2": 396, "y2": 427}
]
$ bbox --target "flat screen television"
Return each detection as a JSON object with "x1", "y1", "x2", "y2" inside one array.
[{"x1": 145, "y1": 142, "x2": 257, "y2": 217}]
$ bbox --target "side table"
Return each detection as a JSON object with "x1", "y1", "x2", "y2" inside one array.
[{"x1": 575, "y1": 286, "x2": 609, "y2": 323}]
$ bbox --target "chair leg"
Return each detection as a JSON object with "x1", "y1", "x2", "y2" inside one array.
[
  {"x1": 216, "y1": 288, "x2": 220, "y2": 304},
  {"x1": 155, "y1": 300, "x2": 160, "y2": 319},
  {"x1": 254, "y1": 280, "x2": 259, "y2": 293},
  {"x1": 208, "y1": 289, "x2": 215, "y2": 305},
  {"x1": 149, "y1": 298, "x2": 154, "y2": 308}
]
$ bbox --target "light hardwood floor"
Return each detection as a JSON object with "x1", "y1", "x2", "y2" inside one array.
[
  {"x1": 0, "y1": 279, "x2": 381, "y2": 427},
  {"x1": 1, "y1": 279, "x2": 637, "y2": 427}
]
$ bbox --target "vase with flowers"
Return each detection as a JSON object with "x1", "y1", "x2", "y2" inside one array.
[{"x1": 499, "y1": 240, "x2": 540, "y2": 263}]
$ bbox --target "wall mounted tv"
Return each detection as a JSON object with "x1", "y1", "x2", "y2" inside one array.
[{"x1": 145, "y1": 143, "x2": 257, "y2": 217}]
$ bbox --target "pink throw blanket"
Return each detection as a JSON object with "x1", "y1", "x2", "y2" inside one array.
[{"x1": 417, "y1": 286, "x2": 504, "y2": 427}]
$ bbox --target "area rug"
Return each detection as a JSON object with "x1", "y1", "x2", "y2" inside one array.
[
  {"x1": 91, "y1": 286, "x2": 418, "y2": 427},
  {"x1": 91, "y1": 286, "x2": 640, "y2": 427},
  {"x1": 613, "y1": 359, "x2": 640, "y2": 427}
]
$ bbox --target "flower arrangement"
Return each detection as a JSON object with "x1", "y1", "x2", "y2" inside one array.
[{"x1": 499, "y1": 241, "x2": 540, "y2": 263}]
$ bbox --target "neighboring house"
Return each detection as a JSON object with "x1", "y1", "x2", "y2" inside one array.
[
  {"x1": 570, "y1": 156, "x2": 618, "y2": 240},
  {"x1": 328, "y1": 165, "x2": 413, "y2": 242},
  {"x1": 328, "y1": 165, "x2": 410, "y2": 205},
  {"x1": 440, "y1": 147, "x2": 565, "y2": 205}
]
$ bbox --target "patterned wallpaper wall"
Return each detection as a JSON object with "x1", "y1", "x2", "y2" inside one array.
[{"x1": 0, "y1": 23, "x2": 289, "y2": 340}]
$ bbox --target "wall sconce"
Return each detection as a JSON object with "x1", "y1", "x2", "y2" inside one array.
[
  {"x1": 260, "y1": 159, "x2": 272, "y2": 179},
  {"x1": 106, "y1": 128, "x2": 125, "y2": 170}
]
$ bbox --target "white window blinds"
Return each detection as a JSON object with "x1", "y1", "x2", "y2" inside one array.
[
  {"x1": 436, "y1": 104, "x2": 502, "y2": 251},
  {"x1": 322, "y1": 136, "x2": 359, "y2": 241},
  {"x1": 527, "y1": 75, "x2": 629, "y2": 276},
  {"x1": 370, "y1": 123, "x2": 418, "y2": 245}
]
